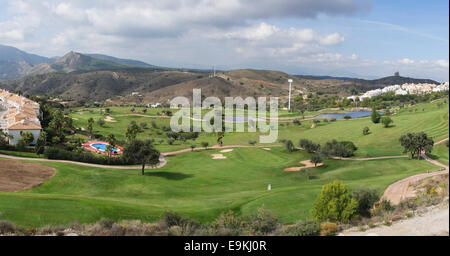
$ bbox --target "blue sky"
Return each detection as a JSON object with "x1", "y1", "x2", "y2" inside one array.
[{"x1": 0, "y1": 0, "x2": 448, "y2": 81}]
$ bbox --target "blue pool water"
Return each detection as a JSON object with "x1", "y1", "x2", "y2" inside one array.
[
  {"x1": 91, "y1": 143, "x2": 119, "y2": 152},
  {"x1": 316, "y1": 110, "x2": 379, "y2": 120}
]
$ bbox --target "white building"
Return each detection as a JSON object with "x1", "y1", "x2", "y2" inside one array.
[{"x1": 0, "y1": 89, "x2": 42, "y2": 145}]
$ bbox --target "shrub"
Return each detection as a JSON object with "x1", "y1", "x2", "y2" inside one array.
[
  {"x1": 210, "y1": 211, "x2": 244, "y2": 236},
  {"x1": 380, "y1": 199, "x2": 395, "y2": 212},
  {"x1": 362, "y1": 126, "x2": 370, "y2": 135},
  {"x1": 99, "y1": 218, "x2": 115, "y2": 229},
  {"x1": 351, "y1": 187, "x2": 380, "y2": 217},
  {"x1": 299, "y1": 138, "x2": 320, "y2": 153},
  {"x1": 201, "y1": 142, "x2": 209, "y2": 149},
  {"x1": 312, "y1": 180, "x2": 359, "y2": 223},
  {"x1": 0, "y1": 220, "x2": 16, "y2": 234},
  {"x1": 320, "y1": 222, "x2": 338, "y2": 236},
  {"x1": 246, "y1": 207, "x2": 281, "y2": 235},
  {"x1": 344, "y1": 115, "x2": 352, "y2": 120},
  {"x1": 284, "y1": 140, "x2": 295, "y2": 152},
  {"x1": 282, "y1": 220, "x2": 320, "y2": 236},
  {"x1": 44, "y1": 147, "x2": 133, "y2": 165},
  {"x1": 381, "y1": 116, "x2": 393, "y2": 128},
  {"x1": 330, "y1": 117, "x2": 337, "y2": 122},
  {"x1": 293, "y1": 119, "x2": 301, "y2": 126},
  {"x1": 248, "y1": 140, "x2": 257, "y2": 145},
  {"x1": 321, "y1": 140, "x2": 357, "y2": 157}
]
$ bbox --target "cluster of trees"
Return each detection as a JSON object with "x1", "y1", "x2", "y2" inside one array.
[{"x1": 321, "y1": 140, "x2": 357, "y2": 158}]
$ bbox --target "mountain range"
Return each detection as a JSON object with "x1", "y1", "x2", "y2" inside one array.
[{"x1": 0, "y1": 44, "x2": 441, "y2": 104}]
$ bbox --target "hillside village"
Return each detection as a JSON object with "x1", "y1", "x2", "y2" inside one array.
[
  {"x1": 0, "y1": 89, "x2": 41, "y2": 145},
  {"x1": 347, "y1": 82, "x2": 449, "y2": 101}
]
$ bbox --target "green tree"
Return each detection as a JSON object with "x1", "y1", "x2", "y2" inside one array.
[
  {"x1": 126, "y1": 122, "x2": 140, "y2": 142},
  {"x1": 362, "y1": 126, "x2": 370, "y2": 135},
  {"x1": 381, "y1": 116, "x2": 393, "y2": 128},
  {"x1": 371, "y1": 107, "x2": 381, "y2": 124},
  {"x1": 21, "y1": 132, "x2": 34, "y2": 145},
  {"x1": 106, "y1": 134, "x2": 117, "y2": 158},
  {"x1": 312, "y1": 180, "x2": 358, "y2": 222},
  {"x1": 190, "y1": 144, "x2": 196, "y2": 152},
  {"x1": 284, "y1": 140, "x2": 295, "y2": 152},
  {"x1": 123, "y1": 140, "x2": 160, "y2": 175},
  {"x1": 34, "y1": 131, "x2": 47, "y2": 156},
  {"x1": 87, "y1": 118, "x2": 94, "y2": 138},
  {"x1": 399, "y1": 132, "x2": 434, "y2": 159},
  {"x1": 351, "y1": 187, "x2": 380, "y2": 217},
  {"x1": 310, "y1": 155, "x2": 323, "y2": 167}
]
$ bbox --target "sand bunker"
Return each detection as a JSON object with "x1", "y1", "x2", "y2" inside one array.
[
  {"x1": 220, "y1": 149, "x2": 233, "y2": 153},
  {"x1": 211, "y1": 154, "x2": 227, "y2": 159},
  {"x1": 0, "y1": 159, "x2": 56, "y2": 192},
  {"x1": 104, "y1": 116, "x2": 116, "y2": 122},
  {"x1": 284, "y1": 160, "x2": 323, "y2": 172}
]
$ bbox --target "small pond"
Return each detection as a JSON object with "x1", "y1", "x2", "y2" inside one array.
[{"x1": 315, "y1": 110, "x2": 378, "y2": 120}]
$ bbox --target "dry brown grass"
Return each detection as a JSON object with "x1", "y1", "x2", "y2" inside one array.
[{"x1": 0, "y1": 159, "x2": 56, "y2": 192}]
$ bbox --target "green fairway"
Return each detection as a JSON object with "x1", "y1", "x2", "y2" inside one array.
[
  {"x1": 69, "y1": 99, "x2": 449, "y2": 156},
  {"x1": 0, "y1": 147, "x2": 440, "y2": 227},
  {"x1": 430, "y1": 142, "x2": 449, "y2": 166}
]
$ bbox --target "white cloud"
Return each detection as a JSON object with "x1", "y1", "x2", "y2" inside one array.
[{"x1": 398, "y1": 58, "x2": 415, "y2": 65}]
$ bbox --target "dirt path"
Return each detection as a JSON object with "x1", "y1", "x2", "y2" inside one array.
[
  {"x1": 0, "y1": 154, "x2": 167, "y2": 170},
  {"x1": 331, "y1": 155, "x2": 409, "y2": 161},
  {"x1": 381, "y1": 138, "x2": 449, "y2": 205}
]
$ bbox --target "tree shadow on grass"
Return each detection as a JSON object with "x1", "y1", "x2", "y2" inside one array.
[{"x1": 144, "y1": 171, "x2": 194, "y2": 180}]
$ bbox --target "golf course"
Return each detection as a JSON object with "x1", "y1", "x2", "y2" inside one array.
[{"x1": 0, "y1": 98, "x2": 448, "y2": 228}]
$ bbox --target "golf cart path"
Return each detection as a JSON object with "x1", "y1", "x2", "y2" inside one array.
[{"x1": 381, "y1": 138, "x2": 449, "y2": 205}]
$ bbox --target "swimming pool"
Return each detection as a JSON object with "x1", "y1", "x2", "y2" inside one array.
[{"x1": 91, "y1": 143, "x2": 119, "y2": 152}]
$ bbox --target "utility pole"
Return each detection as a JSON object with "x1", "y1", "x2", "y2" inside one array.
[{"x1": 288, "y1": 79, "x2": 293, "y2": 111}]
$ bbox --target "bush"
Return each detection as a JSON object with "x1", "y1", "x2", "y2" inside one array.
[
  {"x1": 246, "y1": 207, "x2": 281, "y2": 235},
  {"x1": 344, "y1": 115, "x2": 352, "y2": 120},
  {"x1": 0, "y1": 220, "x2": 16, "y2": 234},
  {"x1": 248, "y1": 140, "x2": 257, "y2": 145},
  {"x1": 293, "y1": 119, "x2": 301, "y2": 126},
  {"x1": 320, "y1": 222, "x2": 338, "y2": 236},
  {"x1": 321, "y1": 140, "x2": 357, "y2": 157},
  {"x1": 381, "y1": 116, "x2": 393, "y2": 128},
  {"x1": 284, "y1": 140, "x2": 295, "y2": 152},
  {"x1": 282, "y1": 220, "x2": 320, "y2": 236},
  {"x1": 44, "y1": 147, "x2": 133, "y2": 165},
  {"x1": 96, "y1": 218, "x2": 114, "y2": 229},
  {"x1": 312, "y1": 180, "x2": 359, "y2": 223},
  {"x1": 362, "y1": 126, "x2": 370, "y2": 135},
  {"x1": 210, "y1": 211, "x2": 244, "y2": 236},
  {"x1": 351, "y1": 187, "x2": 380, "y2": 217},
  {"x1": 299, "y1": 138, "x2": 320, "y2": 153}
]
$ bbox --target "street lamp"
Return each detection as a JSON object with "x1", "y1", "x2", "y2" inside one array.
[{"x1": 288, "y1": 79, "x2": 293, "y2": 111}]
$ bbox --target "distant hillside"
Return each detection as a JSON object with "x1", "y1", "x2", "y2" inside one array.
[
  {"x1": 295, "y1": 75, "x2": 354, "y2": 81},
  {"x1": 85, "y1": 54, "x2": 156, "y2": 67},
  {"x1": 26, "y1": 52, "x2": 130, "y2": 75},
  {"x1": 0, "y1": 44, "x2": 51, "y2": 80},
  {"x1": 0, "y1": 70, "x2": 203, "y2": 102}
]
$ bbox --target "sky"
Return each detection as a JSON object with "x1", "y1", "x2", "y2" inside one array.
[{"x1": 0, "y1": 0, "x2": 448, "y2": 81}]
